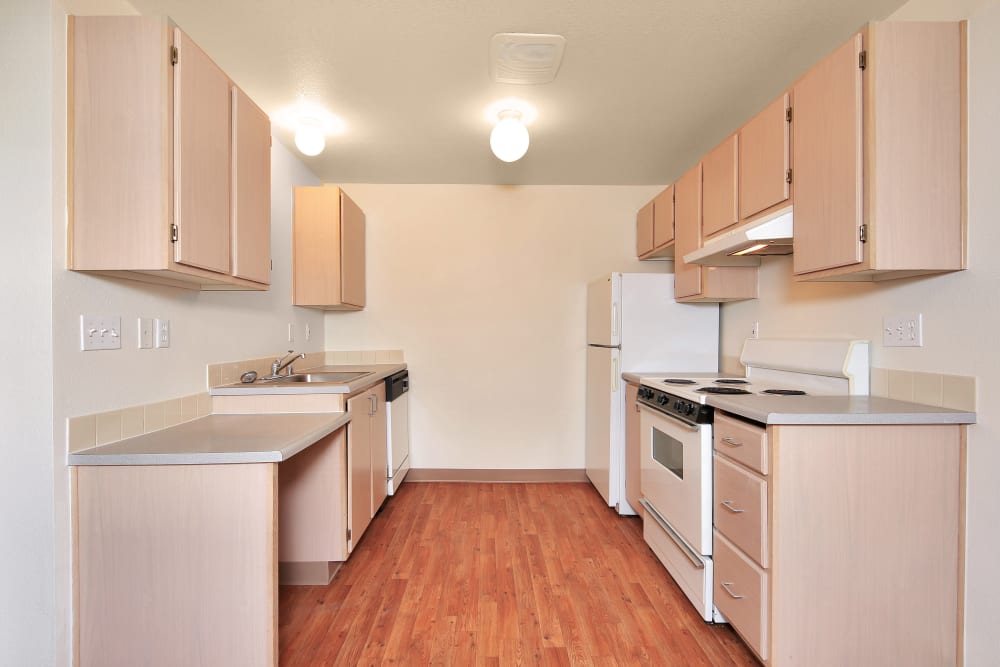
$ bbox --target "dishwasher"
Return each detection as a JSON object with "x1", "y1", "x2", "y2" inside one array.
[{"x1": 385, "y1": 370, "x2": 410, "y2": 495}]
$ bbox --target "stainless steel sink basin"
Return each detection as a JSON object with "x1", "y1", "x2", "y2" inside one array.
[{"x1": 274, "y1": 371, "x2": 373, "y2": 384}]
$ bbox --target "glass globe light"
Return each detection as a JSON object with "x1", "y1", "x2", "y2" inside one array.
[
  {"x1": 294, "y1": 118, "x2": 326, "y2": 156},
  {"x1": 490, "y1": 110, "x2": 529, "y2": 162}
]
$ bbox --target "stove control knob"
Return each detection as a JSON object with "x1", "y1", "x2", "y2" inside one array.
[
  {"x1": 686, "y1": 404, "x2": 697, "y2": 416},
  {"x1": 656, "y1": 395, "x2": 669, "y2": 405}
]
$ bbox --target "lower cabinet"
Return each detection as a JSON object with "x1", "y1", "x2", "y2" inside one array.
[
  {"x1": 347, "y1": 382, "x2": 388, "y2": 550},
  {"x1": 713, "y1": 412, "x2": 963, "y2": 665}
]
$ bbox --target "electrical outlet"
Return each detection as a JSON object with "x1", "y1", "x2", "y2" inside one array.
[
  {"x1": 155, "y1": 318, "x2": 170, "y2": 348},
  {"x1": 288, "y1": 323, "x2": 295, "y2": 343},
  {"x1": 305, "y1": 323, "x2": 311, "y2": 341},
  {"x1": 81, "y1": 315, "x2": 122, "y2": 351},
  {"x1": 751, "y1": 321, "x2": 760, "y2": 338},
  {"x1": 138, "y1": 318, "x2": 153, "y2": 349},
  {"x1": 883, "y1": 313, "x2": 923, "y2": 347}
]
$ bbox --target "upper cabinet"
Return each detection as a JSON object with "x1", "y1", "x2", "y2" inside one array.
[
  {"x1": 792, "y1": 22, "x2": 966, "y2": 281},
  {"x1": 636, "y1": 185, "x2": 675, "y2": 259},
  {"x1": 673, "y1": 164, "x2": 758, "y2": 302},
  {"x1": 739, "y1": 93, "x2": 791, "y2": 221},
  {"x1": 701, "y1": 134, "x2": 739, "y2": 239},
  {"x1": 68, "y1": 16, "x2": 271, "y2": 290},
  {"x1": 293, "y1": 185, "x2": 366, "y2": 310}
]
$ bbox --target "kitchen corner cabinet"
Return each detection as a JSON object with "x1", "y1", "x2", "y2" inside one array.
[
  {"x1": 347, "y1": 383, "x2": 387, "y2": 549},
  {"x1": 637, "y1": 185, "x2": 675, "y2": 259},
  {"x1": 674, "y1": 164, "x2": 757, "y2": 302},
  {"x1": 68, "y1": 16, "x2": 271, "y2": 290},
  {"x1": 293, "y1": 185, "x2": 366, "y2": 310},
  {"x1": 792, "y1": 22, "x2": 966, "y2": 281},
  {"x1": 624, "y1": 382, "x2": 642, "y2": 516},
  {"x1": 712, "y1": 413, "x2": 963, "y2": 665}
]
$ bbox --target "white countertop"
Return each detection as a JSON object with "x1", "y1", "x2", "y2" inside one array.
[
  {"x1": 67, "y1": 412, "x2": 352, "y2": 465},
  {"x1": 707, "y1": 394, "x2": 976, "y2": 425},
  {"x1": 210, "y1": 363, "x2": 405, "y2": 396}
]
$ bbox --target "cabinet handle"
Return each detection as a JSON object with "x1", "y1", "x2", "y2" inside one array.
[
  {"x1": 721, "y1": 581, "x2": 745, "y2": 599},
  {"x1": 720, "y1": 500, "x2": 745, "y2": 514},
  {"x1": 721, "y1": 436, "x2": 743, "y2": 447}
]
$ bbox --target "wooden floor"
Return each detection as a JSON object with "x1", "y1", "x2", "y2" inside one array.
[{"x1": 279, "y1": 482, "x2": 760, "y2": 666}]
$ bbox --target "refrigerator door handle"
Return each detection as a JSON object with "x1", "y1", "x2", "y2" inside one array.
[
  {"x1": 611, "y1": 302, "x2": 619, "y2": 341},
  {"x1": 611, "y1": 354, "x2": 619, "y2": 392}
]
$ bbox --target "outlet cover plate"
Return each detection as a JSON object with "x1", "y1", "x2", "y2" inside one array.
[
  {"x1": 883, "y1": 313, "x2": 923, "y2": 347},
  {"x1": 155, "y1": 318, "x2": 170, "y2": 348}
]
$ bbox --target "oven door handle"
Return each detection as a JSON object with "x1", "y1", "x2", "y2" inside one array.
[
  {"x1": 639, "y1": 498, "x2": 705, "y2": 570},
  {"x1": 638, "y1": 403, "x2": 701, "y2": 432}
]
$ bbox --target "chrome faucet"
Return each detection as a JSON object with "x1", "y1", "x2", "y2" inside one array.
[{"x1": 272, "y1": 350, "x2": 305, "y2": 377}]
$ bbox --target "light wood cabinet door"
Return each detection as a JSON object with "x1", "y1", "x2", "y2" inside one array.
[
  {"x1": 739, "y1": 93, "x2": 791, "y2": 220},
  {"x1": 173, "y1": 28, "x2": 232, "y2": 275},
  {"x1": 624, "y1": 383, "x2": 642, "y2": 515},
  {"x1": 370, "y1": 384, "x2": 388, "y2": 515},
  {"x1": 673, "y1": 164, "x2": 703, "y2": 299},
  {"x1": 636, "y1": 201, "x2": 654, "y2": 257},
  {"x1": 702, "y1": 134, "x2": 739, "y2": 239},
  {"x1": 231, "y1": 87, "x2": 271, "y2": 284},
  {"x1": 792, "y1": 34, "x2": 864, "y2": 275},
  {"x1": 652, "y1": 185, "x2": 675, "y2": 248},
  {"x1": 340, "y1": 191, "x2": 366, "y2": 308},
  {"x1": 347, "y1": 392, "x2": 373, "y2": 552}
]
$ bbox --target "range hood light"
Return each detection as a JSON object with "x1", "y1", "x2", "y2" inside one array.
[{"x1": 731, "y1": 243, "x2": 769, "y2": 256}]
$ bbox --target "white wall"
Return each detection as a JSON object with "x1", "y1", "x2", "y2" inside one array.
[
  {"x1": 325, "y1": 185, "x2": 662, "y2": 470},
  {"x1": 720, "y1": 1, "x2": 1000, "y2": 662},
  {"x1": 0, "y1": 2, "x2": 57, "y2": 665}
]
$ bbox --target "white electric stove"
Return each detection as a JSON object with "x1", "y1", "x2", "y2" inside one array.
[{"x1": 636, "y1": 339, "x2": 870, "y2": 623}]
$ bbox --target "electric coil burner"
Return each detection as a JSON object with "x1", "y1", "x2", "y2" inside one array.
[
  {"x1": 660, "y1": 378, "x2": 698, "y2": 385},
  {"x1": 714, "y1": 378, "x2": 750, "y2": 385},
  {"x1": 697, "y1": 386, "x2": 752, "y2": 395},
  {"x1": 761, "y1": 388, "x2": 807, "y2": 396}
]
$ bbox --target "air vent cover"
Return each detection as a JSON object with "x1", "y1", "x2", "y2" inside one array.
[{"x1": 490, "y1": 33, "x2": 566, "y2": 84}]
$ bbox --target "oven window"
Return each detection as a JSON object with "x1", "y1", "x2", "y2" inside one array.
[{"x1": 651, "y1": 428, "x2": 684, "y2": 479}]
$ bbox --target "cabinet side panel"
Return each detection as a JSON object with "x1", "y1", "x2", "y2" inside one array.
[
  {"x1": 770, "y1": 425, "x2": 959, "y2": 666},
  {"x1": 673, "y1": 164, "x2": 703, "y2": 298},
  {"x1": 293, "y1": 186, "x2": 343, "y2": 306},
  {"x1": 173, "y1": 29, "x2": 232, "y2": 274},
  {"x1": 792, "y1": 34, "x2": 864, "y2": 275},
  {"x1": 278, "y1": 429, "x2": 348, "y2": 562},
  {"x1": 347, "y1": 393, "x2": 373, "y2": 550},
  {"x1": 739, "y1": 93, "x2": 791, "y2": 220},
  {"x1": 370, "y1": 383, "x2": 388, "y2": 514},
  {"x1": 636, "y1": 200, "x2": 654, "y2": 256},
  {"x1": 232, "y1": 87, "x2": 272, "y2": 284},
  {"x1": 702, "y1": 134, "x2": 739, "y2": 238},
  {"x1": 77, "y1": 464, "x2": 277, "y2": 667},
  {"x1": 70, "y1": 16, "x2": 168, "y2": 270},
  {"x1": 340, "y1": 191, "x2": 367, "y2": 308},
  {"x1": 870, "y1": 22, "x2": 963, "y2": 271}
]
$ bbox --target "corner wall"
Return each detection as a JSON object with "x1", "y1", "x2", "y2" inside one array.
[
  {"x1": 720, "y1": 2, "x2": 1000, "y2": 661},
  {"x1": 324, "y1": 185, "x2": 663, "y2": 470}
]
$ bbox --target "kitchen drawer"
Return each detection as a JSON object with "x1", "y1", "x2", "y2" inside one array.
[
  {"x1": 714, "y1": 530, "x2": 769, "y2": 662},
  {"x1": 714, "y1": 454, "x2": 768, "y2": 567},
  {"x1": 714, "y1": 411, "x2": 768, "y2": 474}
]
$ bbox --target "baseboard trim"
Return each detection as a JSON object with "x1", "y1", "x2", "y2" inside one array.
[
  {"x1": 279, "y1": 561, "x2": 341, "y2": 586},
  {"x1": 406, "y1": 468, "x2": 588, "y2": 483}
]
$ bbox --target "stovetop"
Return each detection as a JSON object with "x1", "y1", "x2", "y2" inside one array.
[{"x1": 642, "y1": 376, "x2": 813, "y2": 402}]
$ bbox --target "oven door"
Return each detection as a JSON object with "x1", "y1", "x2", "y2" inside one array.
[{"x1": 639, "y1": 404, "x2": 713, "y2": 555}]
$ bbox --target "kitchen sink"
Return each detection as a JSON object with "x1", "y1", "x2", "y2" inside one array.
[{"x1": 275, "y1": 371, "x2": 373, "y2": 384}]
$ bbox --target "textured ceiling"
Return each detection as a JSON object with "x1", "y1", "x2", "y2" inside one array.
[{"x1": 117, "y1": 0, "x2": 909, "y2": 185}]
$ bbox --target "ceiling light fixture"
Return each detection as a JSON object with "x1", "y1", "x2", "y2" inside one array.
[
  {"x1": 490, "y1": 109, "x2": 530, "y2": 162},
  {"x1": 294, "y1": 117, "x2": 326, "y2": 156}
]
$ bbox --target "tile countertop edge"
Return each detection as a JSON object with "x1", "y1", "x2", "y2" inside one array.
[
  {"x1": 706, "y1": 395, "x2": 977, "y2": 426},
  {"x1": 67, "y1": 412, "x2": 353, "y2": 466},
  {"x1": 210, "y1": 363, "x2": 406, "y2": 396}
]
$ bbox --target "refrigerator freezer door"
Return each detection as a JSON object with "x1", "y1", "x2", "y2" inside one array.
[
  {"x1": 586, "y1": 274, "x2": 619, "y2": 347},
  {"x1": 585, "y1": 345, "x2": 621, "y2": 507}
]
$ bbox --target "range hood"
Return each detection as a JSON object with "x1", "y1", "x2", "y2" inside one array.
[{"x1": 684, "y1": 208, "x2": 793, "y2": 266}]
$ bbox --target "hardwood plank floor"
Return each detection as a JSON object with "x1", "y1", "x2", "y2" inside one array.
[{"x1": 279, "y1": 482, "x2": 760, "y2": 666}]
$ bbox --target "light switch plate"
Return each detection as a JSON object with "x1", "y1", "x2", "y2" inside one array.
[
  {"x1": 883, "y1": 313, "x2": 923, "y2": 347},
  {"x1": 155, "y1": 318, "x2": 170, "y2": 348},
  {"x1": 81, "y1": 315, "x2": 122, "y2": 351}
]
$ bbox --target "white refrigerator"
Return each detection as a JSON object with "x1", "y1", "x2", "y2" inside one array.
[{"x1": 585, "y1": 272, "x2": 719, "y2": 515}]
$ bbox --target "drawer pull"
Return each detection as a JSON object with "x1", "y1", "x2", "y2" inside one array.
[
  {"x1": 721, "y1": 436, "x2": 744, "y2": 447},
  {"x1": 720, "y1": 500, "x2": 745, "y2": 514},
  {"x1": 721, "y1": 581, "x2": 745, "y2": 599}
]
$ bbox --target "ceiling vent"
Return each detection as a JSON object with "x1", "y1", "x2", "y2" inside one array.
[{"x1": 490, "y1": 33, "x2": 566, "y2": 84}]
